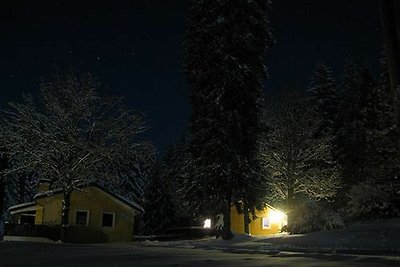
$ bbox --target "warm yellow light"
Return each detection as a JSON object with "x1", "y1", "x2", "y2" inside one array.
[
  {"x1": 269, "y1": 210, "x2": 285, "y2": 223},
  {"x1": 203, "y1": 219, "x2": 211, "y2": 229}
]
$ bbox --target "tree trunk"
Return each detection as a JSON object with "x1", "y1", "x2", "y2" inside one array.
[
  {"x1": 286, "y1": 188, "x2": 294, "y2": 233},
  {"x1": 0, "y1": 157, "x2": 7, "y2": 224},
  {"x1": 222, "y1": 196, "x2": 233, "y2": 240},
  {"x1": 0, "y1": 179, "x2": 5, "y2": 222},
  {"x1": 243, "y1": 203, "x2": 250, "y2": 235},
  {"x1": 61, "y1": 190, "x2": 71, "y2": 242},
  {"x1": 379, "y1": 0, "x2": 400, "y2": 114}
]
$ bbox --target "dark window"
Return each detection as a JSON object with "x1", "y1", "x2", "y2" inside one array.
[
  {"x1": 102, "y1": 213, "x2": 114, "y2": 227},
  {"x1": 75, "y1": 211, "x2": 88, "y2": 225},
  {"x1": 20, "y1": 214, "x2": 35, "y2": 225}
]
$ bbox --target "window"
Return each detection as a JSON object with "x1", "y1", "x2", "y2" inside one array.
[
  {"x1": 75, "y1": 210, "x2": 89, "y2": 226},
  {"x1": 20, "y1": 214, "x2": 35, "y2": 225},
  {"x1": 262, "y1": 217, "x2": 270, "y2": 229},
  {"x1": 102, "y1": 212, "x2": 115, "y2": 227}
]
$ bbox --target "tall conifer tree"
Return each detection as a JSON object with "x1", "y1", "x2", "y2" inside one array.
[
  {"x1": 307, "y1": 63, "x2": 338, "y2": 136},
  {"x1": 183, "y1": 0, "x2": 273, "y2": 239}
]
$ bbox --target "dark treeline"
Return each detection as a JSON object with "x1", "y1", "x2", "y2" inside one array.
[{"x1": 143, "y1": 58, "x2": 400, "y2": 235}]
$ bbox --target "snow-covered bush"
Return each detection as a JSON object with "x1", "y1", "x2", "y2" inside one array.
[
  {"x1": 346, "y1": 182, "x2": 400, "y2": 220},
  {"x1": 289, "y1": 200, "x2": 344, "y2": 234}
]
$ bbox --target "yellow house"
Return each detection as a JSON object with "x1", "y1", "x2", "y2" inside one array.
[
  {"x1": 230, "y1": 203, "x2": 287, "y2": 236},
  {"x1": 6, "y1": 183, "x2": 144, "y2": 243}
]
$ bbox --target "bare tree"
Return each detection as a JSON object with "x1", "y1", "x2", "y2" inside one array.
[
  {"x1": 0, "y1": 71, "x2": 154, "y2": 241},
  {"x1": 261, "y1": 91, "x2": 340, "y2": 229}
]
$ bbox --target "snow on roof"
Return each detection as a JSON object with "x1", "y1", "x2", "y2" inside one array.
[
  {"x1": 33, "y1": 184, "x2": 144, "y2": 213},
  {"x1": 8, "y1": 202, "x2": 36, "y2": 212}
]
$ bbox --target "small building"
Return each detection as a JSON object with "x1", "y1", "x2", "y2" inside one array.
[
  {"x1": 230, "y1": 203, "x2": 287, "y2": 236},
  {"x1": 5, "y1": 183, "x2": 144, "y2": 243}
]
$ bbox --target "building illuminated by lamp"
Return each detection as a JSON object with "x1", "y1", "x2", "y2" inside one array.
[{"x1": 229, "y1": 203, "x2": 287, "y2": 236}]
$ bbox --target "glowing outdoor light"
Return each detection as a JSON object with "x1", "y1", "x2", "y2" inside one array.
[
  {"x1": 203, "y1": 219, "x2": 211, "y2": 229},
  {"x1": 269, "y1": 210, "x2": 285, "y2": 223}
]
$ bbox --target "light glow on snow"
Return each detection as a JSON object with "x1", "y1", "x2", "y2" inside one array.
[{"x1": 203, "y1": 219, "x2": 211, "y2": 229}]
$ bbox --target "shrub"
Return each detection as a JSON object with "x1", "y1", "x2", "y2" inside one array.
[{"x1": 289, "y1": 200, "x2": 344, "y2": 234}]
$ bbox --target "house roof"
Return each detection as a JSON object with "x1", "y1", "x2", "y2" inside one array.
[
  {"x1": 8, "y1": 202, "x2": 37, "y2": 214},
  {"x1": 34, "y1": 184, "x2": 144, "y2": 213}
]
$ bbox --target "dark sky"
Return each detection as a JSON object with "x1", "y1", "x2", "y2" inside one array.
[{"x1": 0, "y1": 0, "x2": 398, "y2": 151}]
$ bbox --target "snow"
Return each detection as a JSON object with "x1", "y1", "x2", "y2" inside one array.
[
  {"x1": 139, "y1": 218, "x2": 400, "y2": 255},
  {"x1": 1, "y1": 241, "x2": 399, "y2": 267},
  {"x1": 7, "y1": 202, "x2": 36, "y2": 211}
]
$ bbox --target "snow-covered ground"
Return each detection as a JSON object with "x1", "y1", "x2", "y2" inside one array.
[
  {"x1": 1, "y1": 241, "x2": 400, "y2": 267},
  {"x1": 141, "y1": 218, "x2": 400, "y2": 255}
]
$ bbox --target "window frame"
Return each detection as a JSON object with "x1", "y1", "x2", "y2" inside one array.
[
  {"x1": 75, "y1": 209, "x2": 90, "y2": 226},
  {"x1": 262, "y1": 217, "x2": 271, "y2": 229},
  {"x1": 101, "y1": 212, "x2": 116, "y2": 228}
]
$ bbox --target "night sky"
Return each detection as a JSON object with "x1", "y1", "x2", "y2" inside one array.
[{"x1": 0, "y1": 0, "x2": 398, "y2": 151}]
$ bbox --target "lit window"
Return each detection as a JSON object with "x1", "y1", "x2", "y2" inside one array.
[
  {"x1": 75, "y1": 210, "x2": 89, "y2": 226},
  {"x1": 102, "y1": 212, "x2": 115, "y2": 227},
  {"x1": 262, "y1": 217, "x2": 270, "y2": 229}
]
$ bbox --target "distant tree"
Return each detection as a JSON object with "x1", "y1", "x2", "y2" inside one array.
[
  {"x1": 142, "y1": 152, "x2": 178, "y2": 234},
  {"x1": 261, "y1": 90, "x2": 340, "y2": 230},
  {"x1": 361, "y1": 67, "x2": 399, "y2": 183},
  {"x1": 0, "y1": 71, "x2": 153, "y2": 242},
  {"x1": 100, "y1": 152, "x2": 156, "y2": 202},
  {"x1": 307, "y1": 63, "x2": 338, "y2": 136},
  {"x1": 183, "y1": 0, "x2": 273, "y2": 239},
  {"x1": 379, "y1": 0, "x2": 400, "y2": 113},
  {"x1": 335, "y1": 62, "x2": 368, "y2": 188},
  {"x1": 343, "y1": 60, "x2": 400, "y2": 219}
]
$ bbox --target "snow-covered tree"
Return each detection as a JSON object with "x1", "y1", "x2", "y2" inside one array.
[
  {"x1": 342, "y1": 60, "x2": 400, "y2": 219},
  {"x1": 183, "y1": 0, "x2": 273, "y2": 239},
  {"x1": 261, "y1": 90, "x2": 340, "y2": 230},
  {"x1": 0, "y1": 71, "x2": 153, "y2": 241}
]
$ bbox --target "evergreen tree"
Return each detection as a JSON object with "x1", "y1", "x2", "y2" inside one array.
[
  {"x1": 345, "y1": 59, "x2": 400, "y2": 219},
  {"x1": 307, "y1": 63, "x2": 338, "y2": 136},
  {"x1": 183, "y1": 0, "x2": 273, "y2": 239},
  {"x1": 336, "y1": 62, "x2": 368, "y2": 188},
  {"x1": 143, "y1": 158, "x2": 177, "y2": 234}
]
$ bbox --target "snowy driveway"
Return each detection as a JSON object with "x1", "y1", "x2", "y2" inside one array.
[{"x1": 0, "y1": 242, "x2": 399, "y2": 267}]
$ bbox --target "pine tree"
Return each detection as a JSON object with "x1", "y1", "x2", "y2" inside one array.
[
  {"x1": 183, "y1": 0, "x2": 273, "y2": 239},
  {"x1": 143, "y1": 160, "x2": 177, "y2": 234},
  {"x1": 307, "y1": 63, "x2": 338, "y2": 136},
  {"x1": 336, "y1": 62, "x2": 368, "y2": 188},
  {"x1": 336, "y1": 60, "x2": 400, "y2": 215}
]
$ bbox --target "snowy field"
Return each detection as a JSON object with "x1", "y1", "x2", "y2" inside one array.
[
  {"x1": 142, "y1": 218, "x2": 400, "y2": 255},
  {"x1": 0, "y1": 241, "x2": 400, "y2": 267},
  {"x1": 1, "y1": 219, "x2": 400, "y2": 266}
]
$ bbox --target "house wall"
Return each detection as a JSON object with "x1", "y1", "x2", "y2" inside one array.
[
  {"x1": 34, "y1": 186, "x2": 136, "y2": 242},
  {"x1": 230, "y1": 205, "x2": 283, "y2": 236}
]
